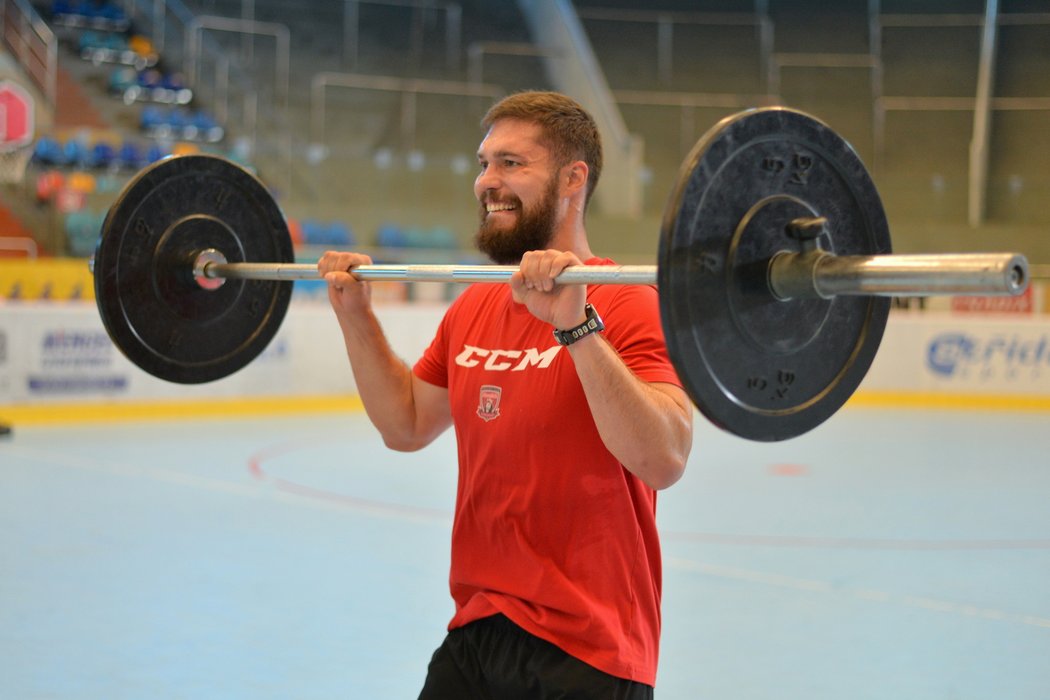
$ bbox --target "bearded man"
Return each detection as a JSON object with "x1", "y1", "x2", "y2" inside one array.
[{"x1": 319, "y1": 91, "x2": 693, "y2": 699}]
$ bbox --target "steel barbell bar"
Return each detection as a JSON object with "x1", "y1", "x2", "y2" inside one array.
[{"x1": 190, "y1": 247, "x2": 1029, "y2": 298}]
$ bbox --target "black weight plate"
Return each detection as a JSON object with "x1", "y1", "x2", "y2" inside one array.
[
  {"x1": 659, "y1": 107, "x2": 892, "y2": 441},
  {"x1": 94, "y1": 154, "x2": 293, "y2": 383}
]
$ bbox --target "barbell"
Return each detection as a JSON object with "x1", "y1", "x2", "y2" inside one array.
[{"x1": 91, "y1": 107, "x2": 1031, "y2": 442}]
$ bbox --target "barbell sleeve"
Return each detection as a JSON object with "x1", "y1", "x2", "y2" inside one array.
[
  {"x1": 197, "y1": 250, "x2": 1029, "y2": 297},
  {"x1": 769, "y1": 251, "x2": 1028, "y2": 299}
]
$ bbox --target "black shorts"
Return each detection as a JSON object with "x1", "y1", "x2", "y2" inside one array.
[{"x1": 417, "y1": 614, "x2": 654, "y2": 700}]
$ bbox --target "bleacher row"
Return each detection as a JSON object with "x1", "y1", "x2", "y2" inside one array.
[
  {"x1": 289, "y1": 220, "x2": 459, "y2": 252},
  {"x1": 8, "y1": 0, "x2": 466, "y2": 269},
  {"x1": 51, "y1": 0, "x2": 129, "y2": 30},
  {"x1": 46, "y1": 205, "x2": 461, "y2": 272},
  {"x1": 30, "y1": 133, "x2": 237, "y2": 256},
  {"x1": 33, "y1": 134, "x2": 201, "y2": 171},
  {"x1": 8, "y1": 0, "x2": 224, "y2": 259}
]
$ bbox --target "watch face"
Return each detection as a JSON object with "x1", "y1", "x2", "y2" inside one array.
[{"x1": 555, "y1": 305, "x2": 603, "y2": 345}]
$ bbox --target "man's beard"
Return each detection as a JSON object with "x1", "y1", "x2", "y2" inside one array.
[{"x1": 474, "y1": 176, "x2": 559, "y2": 265}]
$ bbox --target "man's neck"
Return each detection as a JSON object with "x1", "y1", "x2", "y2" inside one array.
[{"x1": 549, "y1": 217, "x2": 593, "y2": 261}]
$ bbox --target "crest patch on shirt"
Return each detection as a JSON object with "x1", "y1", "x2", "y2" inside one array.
[{"x1": 477, "y1": 384, "x2": 502, "y2": 422}]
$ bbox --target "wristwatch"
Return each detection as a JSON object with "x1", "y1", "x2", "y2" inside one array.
[{"x1": 553, "y1": 303, "x2": 605, "y2": 346}]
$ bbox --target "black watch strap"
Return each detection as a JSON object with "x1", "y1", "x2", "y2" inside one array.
[{"x1": 553, "y1": 304, "x2": 605, "y2": 346}]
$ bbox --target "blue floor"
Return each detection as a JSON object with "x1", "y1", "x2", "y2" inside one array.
[{"x1": 2, "y1": 406, "x2": 1049, "y2": 699}]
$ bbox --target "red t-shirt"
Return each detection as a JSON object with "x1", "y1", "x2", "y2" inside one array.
[{"x1": 412, "y1": 258, "x2": 682, "y2": 686}]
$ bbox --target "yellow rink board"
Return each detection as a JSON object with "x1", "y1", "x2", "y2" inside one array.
[
  {"x1": 0, "y1": 259, "x2": 96, "y2": 301},
  {"x1": 2, "y1": 391, "x2": 1048, "y2": 427}
]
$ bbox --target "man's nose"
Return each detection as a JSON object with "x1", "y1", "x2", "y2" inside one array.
[{"x1": 475, "y1": 167, "x2": 501, "y2": 195}]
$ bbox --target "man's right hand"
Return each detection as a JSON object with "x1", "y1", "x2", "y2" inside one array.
[{"x1": 318, "y1": 251, "x2": 374, "y2": 318}]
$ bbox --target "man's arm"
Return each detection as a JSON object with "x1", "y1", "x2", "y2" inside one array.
[
  {"x1": 511, "y1": 250, "x2": 693, "y2": 490},
  {"x1": 566, "y1": 335, "x2": 692, "y2": 490},
  {"x1": 319, "y1": 251, "x2": 452, "y2": 452}
]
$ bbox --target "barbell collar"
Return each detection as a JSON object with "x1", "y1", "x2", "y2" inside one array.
[{"x1": 816, "y1": 252, "x2": 1028, "y2": 297}]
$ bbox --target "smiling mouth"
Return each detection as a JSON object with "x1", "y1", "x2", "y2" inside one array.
[{"x1": 485, "y1": 202, "x2": 517, "y2": 214}]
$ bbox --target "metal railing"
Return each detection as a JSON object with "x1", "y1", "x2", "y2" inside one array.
[
  {"x1": 575, "y1": 4, "x2": 773, "y2": 89},
  {"x1": 611, "y1": 89, "x2": 778, "y2": 158},
  {"x1": 466, "y1": 41, "x2": 560, "y2": 87},
  {"x1": 767, "y1": 52, "x2": 881, "y2": 99},
  {"x1": 0, "y1": 236, "x2": 38, "y2": 258},
  {"x1": 873, "y1": 5, "x2": 1050, "y2": 226},
  {"x1": 342, "y1": 0, "x2": 462, "y2": 72},
  {"x1": 184, "y1": 15, "x2": 289, "y2": 111},
  {"x1": 969, "y1": 0, "x2": 999, "y2": 227},
  {"x1": 309, "y1": 72, "x2": 502, "y2": 153}
]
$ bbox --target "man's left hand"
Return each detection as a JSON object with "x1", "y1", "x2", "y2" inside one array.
[{"x1": 510, "y1": 249, "x2": 589, "y2": 331}]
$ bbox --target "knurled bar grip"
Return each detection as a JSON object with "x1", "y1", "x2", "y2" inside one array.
[
  {"x1": 203, "y1": 260, "x2": 658, "y2": 285},
  {"x1": 199, "y1": 251, "x2": 1029, "y2": 297}
]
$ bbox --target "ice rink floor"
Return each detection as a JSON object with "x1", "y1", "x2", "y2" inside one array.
[{"x1": 2, "y1": 404, "x2": 1049, "y2": 699}]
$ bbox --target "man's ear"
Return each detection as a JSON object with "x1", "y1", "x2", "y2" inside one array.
[{"x1": 562, "y1": 160, "x2": 589, "y2": 197}]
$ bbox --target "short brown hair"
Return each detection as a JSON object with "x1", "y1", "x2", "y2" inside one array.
[{"x1": 481, "y1": 91, "x2": 603, "y2": 205}]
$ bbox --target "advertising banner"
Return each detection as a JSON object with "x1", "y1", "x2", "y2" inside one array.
[
  {"x1": 861, "y1": 314, "x2": 1050, "y2": 396},
  {"x1": 3, "y1": 301, "x2": 1049, "y2": 409},
  {"x1": 0, "y1": 300, "x2": 446, "y2": 406}
]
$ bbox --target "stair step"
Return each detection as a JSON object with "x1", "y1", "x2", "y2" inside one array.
[{"x1": 54, "y1": 61, "x2": 109, "y2": 130}]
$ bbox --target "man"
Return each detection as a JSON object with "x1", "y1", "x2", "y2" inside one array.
[{"x1": 318, "y1": 91, "x2": 693, "y2": 698}]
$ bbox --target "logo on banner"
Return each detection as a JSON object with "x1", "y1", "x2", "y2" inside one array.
[
  {"x1": 41, "y1": 330, "x2": 112, "y2": 369},
  {"x1": 477, "y1": 385, "x2": 503, "y2": 422},
  {"x1": 31, "y1": 329, "x2": 125, "y2": 396},
  {"x1": 927, "y1": 332, "x2": 1049, "y2": 379},
  {"x1": 951, "y1": 286, "x2": 1034, "y2": 315}
]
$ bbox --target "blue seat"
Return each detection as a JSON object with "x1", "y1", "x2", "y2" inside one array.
[
  {"x1": 92, "y1": 142, "x2": 116, "y2": 169},
  {"x1": 118, "y1": 140, "x2": 142, "y2": 169},
  {"x1": 62, "y1": 139, "x2": 93, "y2": 168},
  {"x1": 99, "y1": 2, "x2": 126, "y2": 21},
  {"x1": 108, "y1": 67, "x2": 136, "y2": 92},
  {"x1": 139, "y1": 105, "x2": 163, "y2": 129},
  {"x1": 299, "y1": 220, "x2": 355, "y2": 247},
  {"x1": 299, "y1": 220, "x2": 323, "y2": 246},
  {"x1": 145, "y1": 143, "x2": 167, "y2": 164},
  {"x1": 326, "y1": 222, "x2": 354, "y2": 246},
  {"x1": 193, "y1": 111, "x2": 217, "y2": 130},
  {"x1": 52, "y1": 0, "x2": 75, "y2": 17},
  {"x1": 161, "y1": 73, "x2": 187, "y2": 91},
  {"x1": 138, "y1": 69, "x2": 163, "y2": 89},
  {"x1": 376, "y1": 223, "x2": 407, "y2": 248},
  {"x1": 428, "y1": 226, "x2": 459, "y2": 249},
  {"x1": 65, "y1": 210, "x2": 102, "y2": 257},
  {"x1": 293, "y1": 255, "x2": 328, "y2": 297},
  {"x1": 32, "y1": 136, "x2": 65, "y2": 166}
]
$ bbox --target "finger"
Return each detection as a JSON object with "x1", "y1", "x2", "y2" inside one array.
[
  {"x1": 546, "y1": 250, "x2": 571, "y2": 291},
  {"x1": 519, "y1": 250, "x2": 553, "y2": 291},
  {"x1": 518, "y1": 251, "x2": 542, "y2": 291},
  {"x1": 539, "y1": 250, "x2": 572, "y2": 292},
  {"x1": 509, "y1": 273, "x2": 528, "y2": 303},
  {"x1": 549, "y1": 250, "x2": 580, "y2": 276},
  {"x1": 318, "y1": 251, "x2": 373, "y2": 276}
]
